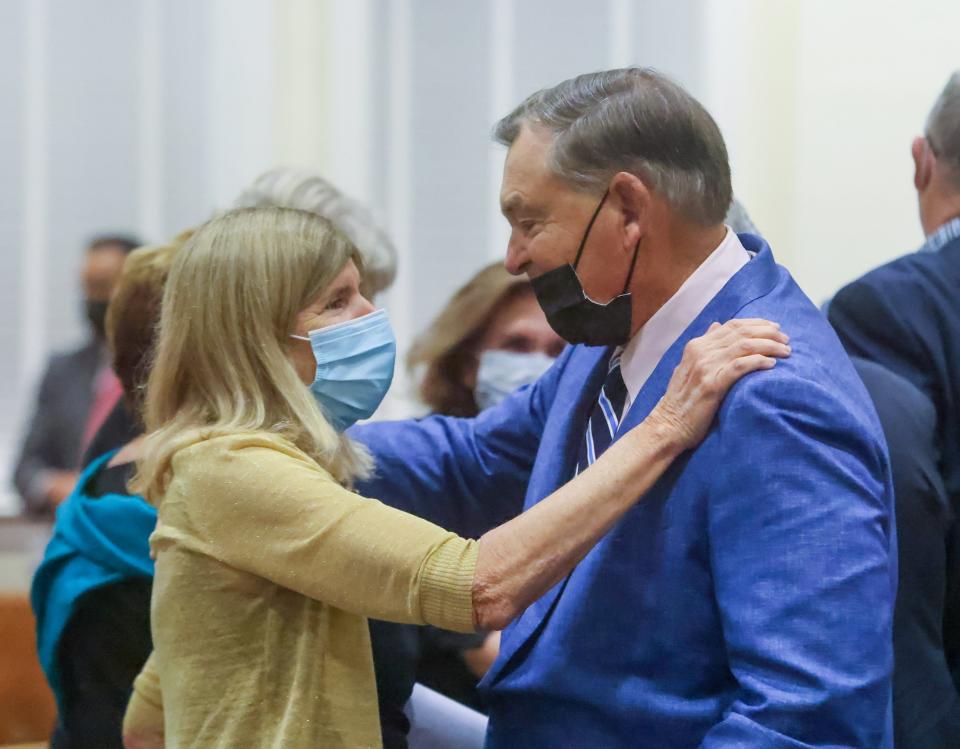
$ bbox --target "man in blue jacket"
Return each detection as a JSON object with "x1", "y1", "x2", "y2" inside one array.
[{"x1": 355, "y1": 68, "x2": 896, "y2": 748}]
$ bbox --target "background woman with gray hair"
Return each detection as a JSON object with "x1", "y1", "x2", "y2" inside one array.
[
  {"x1": 121, "y1": 205, "x2": 788, "y2": 748},
  {"x1": 234, "y1": 166, "x2": 398, "y2": 297}
]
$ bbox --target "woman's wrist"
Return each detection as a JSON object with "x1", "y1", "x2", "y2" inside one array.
[{"x1": 638, "y1": 404, "x2": 690, "y2": 458}]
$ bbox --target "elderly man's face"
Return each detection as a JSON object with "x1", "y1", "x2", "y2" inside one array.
[{"x1": 499, "y1": 125, "x2": 629, "y2": 305}]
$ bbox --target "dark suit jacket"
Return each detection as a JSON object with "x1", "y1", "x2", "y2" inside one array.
[
  {"x1": 829, "y1": 236, "x2": 960, "y2": 505},
  {"x1": 852, "y1": 358, "x2": 960, "y2": 749},
  {"x1": 829, "y1": 236, "x2": 960, "y2": 693},
  {"x1": 12, "y1": 340, "x2": 101, "y2": 515}
]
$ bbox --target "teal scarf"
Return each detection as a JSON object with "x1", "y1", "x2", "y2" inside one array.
[{"x1": 30, "y1": 450, "x2": 156, "y2": 710}]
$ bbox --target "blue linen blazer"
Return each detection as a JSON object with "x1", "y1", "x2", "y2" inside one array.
[{"x1": 354, "y1": 236, "x2": 896, "y2": 748}]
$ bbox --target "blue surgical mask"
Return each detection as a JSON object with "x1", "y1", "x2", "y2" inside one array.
[
  {"x1": 474, "y1": 349, "x2": 556, "y2": 411},
  {"x1": 291, "y1": 309, "x2": 397, "y2": 431}
]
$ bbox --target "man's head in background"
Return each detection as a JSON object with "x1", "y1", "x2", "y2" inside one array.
[
  {"x1": 912, "y1": 71, "x2": 960, "y2": 236},
  {"x1": 83, "y1": 234, "x2": 140, "y2": 340}
]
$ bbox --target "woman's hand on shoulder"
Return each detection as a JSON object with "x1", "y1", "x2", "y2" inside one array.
[{"x1": 648, "y1": 318, "x2": 790, "y2": 451}]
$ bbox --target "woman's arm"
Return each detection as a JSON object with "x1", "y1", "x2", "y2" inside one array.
[
  {"x1": 171, "y1": 320, "x2": 786, "y2": 635},
  {"x1": 123, "y1": 652, "x2": 164, "y2": 749},
  {"x1": 471, "y1": 319, "x2": 789, "y2": 629}
]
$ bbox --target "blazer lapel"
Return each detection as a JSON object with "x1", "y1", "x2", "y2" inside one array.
[{"x1": 484, "y1": 343, "x2": 611, "y2": 684}]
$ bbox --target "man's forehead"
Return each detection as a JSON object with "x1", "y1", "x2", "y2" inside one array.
[
  {"x1": 500, "y1": 125, "x2": 560, "y2": 210},
  {"x1": 503, "y1": 125, "x2": 553, "y2": 173}
]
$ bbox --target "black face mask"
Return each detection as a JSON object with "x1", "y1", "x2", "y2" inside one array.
[
  {"x1": 85, "y1": 299, "x2": 109, "y2": 339},
  {"x1": 530, "y1": 190, "x2": 641, "y2": 346}
]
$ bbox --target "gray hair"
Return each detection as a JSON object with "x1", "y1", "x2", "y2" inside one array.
[
  {"x1": 494, "y1": 68, "x2": 732, "y2": 226},
  {"x1": 725, "y1": 198, "x2": 759, "y2": 235},
  {"x1": 233, "y1": 167, "x2": 398, "y2": 295},
  {"x1": 926, "y1": 71, "x2": 960, "y2": 190}
]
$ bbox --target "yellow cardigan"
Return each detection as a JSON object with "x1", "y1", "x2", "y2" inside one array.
[{"x1": 124, "y1": 432, "x2": 478, "y2": 748}]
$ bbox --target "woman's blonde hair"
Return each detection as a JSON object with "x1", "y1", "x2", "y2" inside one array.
[
  {"x1": 132, "y1": 207, "x2": 372, "y2": 504},
  {"x1": 408, "y1": 262, "x2": 528, "y2": 417}
]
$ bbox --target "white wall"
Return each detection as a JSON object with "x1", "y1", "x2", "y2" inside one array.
[
  {"x1": 2, "y1": 0, "x2": 958, "y2": 512},
  {"x1": 702, "y1": 0, "x2": 960, "y2": 303},
  {"x1": 0, "y1": 0, "x2": 276, "y2": 513}
]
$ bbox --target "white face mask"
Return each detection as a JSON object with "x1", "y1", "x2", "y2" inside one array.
[{"x1": 474, "y1": 349, "x2": 556, "y2": 411}]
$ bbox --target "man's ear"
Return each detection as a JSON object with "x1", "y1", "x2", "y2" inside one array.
[
  {"x1": 609, "y1": 172, "x2": 649, "y2": 253},
  {"x1": 913, "y1": 136, "x2": 933, "y2": 192}
]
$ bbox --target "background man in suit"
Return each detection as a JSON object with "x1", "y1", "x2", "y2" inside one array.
[
  {"x1": 851, "y1": 358, "x2": 960, "y2": 748},
  {"x1": 353, "y1": 68, "x2": 896, "y2": 747},
  {"x1": 829, "y1": 71, "x2": 960, "y2": 694},
  {"x1": 12, "y1": 234, "x2": 138, "y2": 516}
]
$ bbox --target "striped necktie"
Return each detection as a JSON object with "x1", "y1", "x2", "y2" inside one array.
[{"x1": 576, "y1": 352, "x2": 629, "y2": 475}]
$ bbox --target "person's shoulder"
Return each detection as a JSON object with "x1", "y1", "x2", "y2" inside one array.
[
  {"x1": 45, "y1": 339, "x2": 100, "y2": 370},
  {"x1": 172, "y1": 431, "x2": 334, "y2": 490},
  {"x1": 835, "y1": 248, "x2": 938, "y2": 303},
  {"x1": 175, "y1": 430, "x2": 312, "y2": 464},
  {"x1": 719, "y1": 314, "x2": 881, "y2": 440},
  {"x1": 713, "y1": 358, "x2": 890, "y2": 499}
]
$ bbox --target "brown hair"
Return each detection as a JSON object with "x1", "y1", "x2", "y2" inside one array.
[
  {"x1": 408, "y1": 262, "x2": 529, "y2": 417},
  {"x1": 105, "y1": 229, "x2": 194, "y2": 424}
]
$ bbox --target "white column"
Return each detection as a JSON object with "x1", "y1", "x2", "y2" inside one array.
[
  {"x1": 273, "y1": 0, "x2": 374, "y2": 205},
  {"x1": 608, "y1": 0, "x2": 635, "y2": 69},
  {"x1": 205, "y1": 0, "x2": 276, "y2": 210},
  {"x1": 700, "y1": 0, "x2": 801, "y2": 268},
  {"x1": 377, "y1": 0, "x2": 415, "y2": 418},
  {"x1": 139, "y1": 0, "x2": 164, "y2": 242},
  {"x1": 487, "y1": 0, "x2": 514, "y2": 261},
  {"x1": 274, "y1": 0, "x2": 329, "y2": 170},
  {"x1": 21, "y1": 0, "x2": 48, "y2": 391},
  {"x1": 328, "y1": 0, "x2": 374, "y2": 206}
]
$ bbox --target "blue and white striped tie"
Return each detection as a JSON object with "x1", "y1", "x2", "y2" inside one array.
[{"x1": 576, "y1": 353, "x2": 629, "y2": 475}]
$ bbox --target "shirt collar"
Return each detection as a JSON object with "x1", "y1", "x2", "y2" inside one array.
[
  {"x1": 618, "y1": 228, "x2": 752, "y2": 409},
  {"x1": 920, "y1": 215, "x2": 960, "y2": 253}
]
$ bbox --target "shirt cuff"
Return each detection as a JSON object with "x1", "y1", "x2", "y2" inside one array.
[{"x1": 419, "y1": 537, "x2": 478, "y2": 633}]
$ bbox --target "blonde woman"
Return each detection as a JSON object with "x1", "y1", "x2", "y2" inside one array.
[{"x1": 122, "y1": 207, "x2": 789, "y2": 748}]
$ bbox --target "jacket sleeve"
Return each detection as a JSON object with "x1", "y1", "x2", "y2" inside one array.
[
  {"x1": 12, "y1": 360, "x2": 60, "y2": 514},
  {"x1": 698, "y1": 375, "x2": 895, "y2": 748},
  {"x1": 349, "y1": 347, "x2": 570, "y2": 538}
]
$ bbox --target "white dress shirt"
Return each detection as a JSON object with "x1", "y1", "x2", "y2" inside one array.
[{"x1": 619, "y1": 227, "x2": 752, "y2": 415}]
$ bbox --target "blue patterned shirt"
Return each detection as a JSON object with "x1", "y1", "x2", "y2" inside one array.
[{"x1": 919, "y1": 214, "x2": 960, "y2": 253}]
